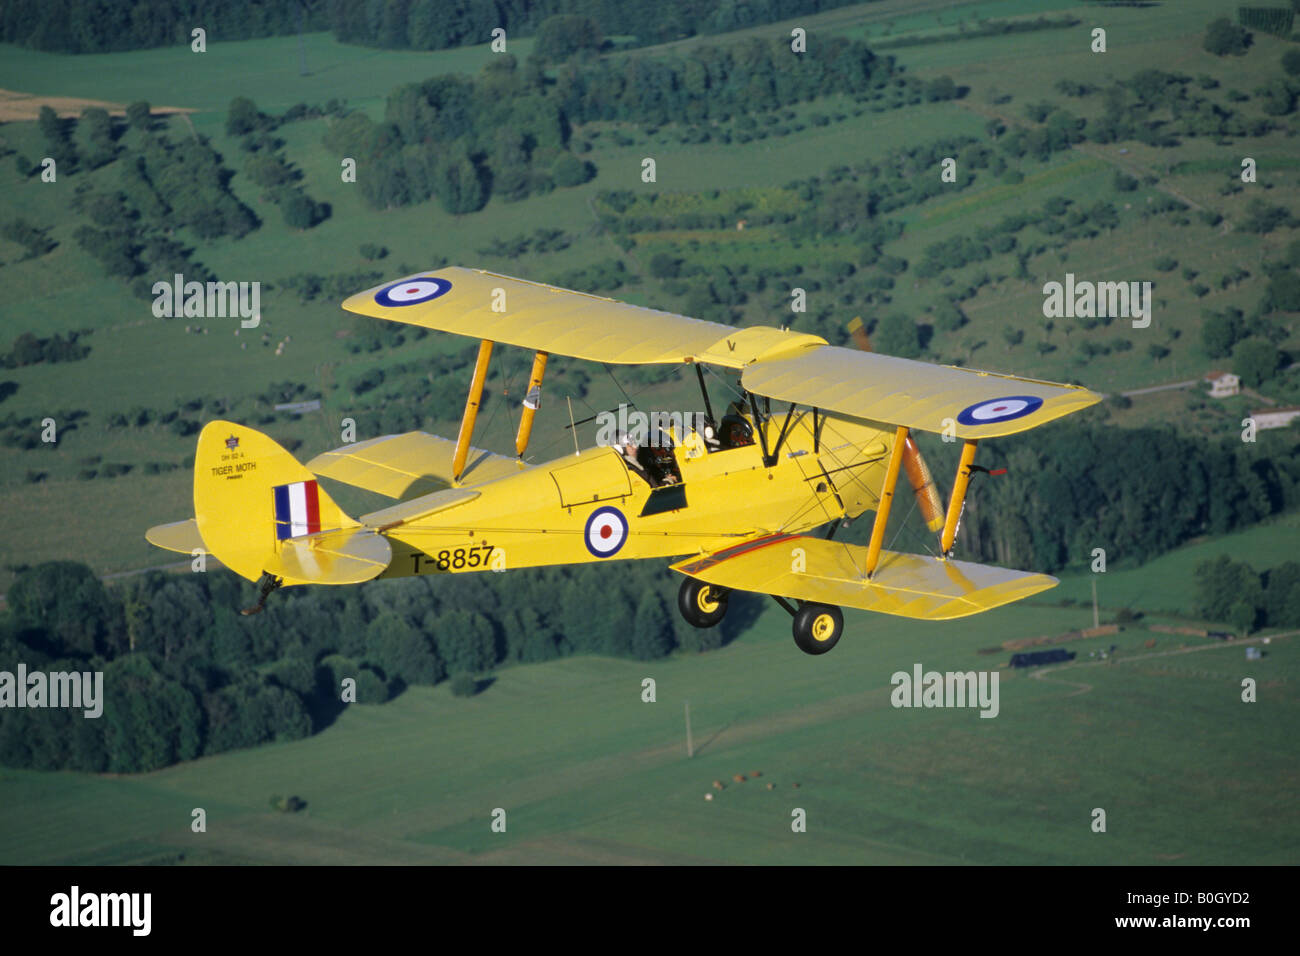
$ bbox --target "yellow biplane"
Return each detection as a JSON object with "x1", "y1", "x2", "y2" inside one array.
[{"x1": 146, "y1": 268, "x2": 1100, "y2": 654}]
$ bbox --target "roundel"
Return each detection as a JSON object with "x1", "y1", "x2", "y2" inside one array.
[
  {"x1": 584, "y1": 506, "x2": 628, "y2": 558},
  {"x1": 956, "y1": 395, "x2": 1043, "y2": 427},
  {"x1": 373, "y1": 277, "x2": 452, "y2": 307}
]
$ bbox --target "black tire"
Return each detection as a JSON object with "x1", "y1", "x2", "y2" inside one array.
[
  {"x1": 678, "y1": 577, "x2": 730, "y2": 628},
  {"x1": 792, "y1": 603, "x2": 843, "y2": 655}
]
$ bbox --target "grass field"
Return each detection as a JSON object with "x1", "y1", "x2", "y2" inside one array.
[
  {"x1": 1, "y1": 590, "x2": 1295, "y2": 865},
  {"x1": 1054, "y1": 511, "x2": 1300, "y2": 615}
]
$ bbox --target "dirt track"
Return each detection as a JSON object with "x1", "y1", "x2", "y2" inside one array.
[{"x1": 0, "y1": 88, "x2": 193, "y2": 122}]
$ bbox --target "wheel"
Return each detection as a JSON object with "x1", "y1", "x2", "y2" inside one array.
[
  {"x1": 678, "y1": 577, "x2": 730, "y2": 628},
  {"x1": 792, "y1": 602, "x2": 843, "y2": 655}
]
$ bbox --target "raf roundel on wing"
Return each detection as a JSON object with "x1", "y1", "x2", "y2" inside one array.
[
  {"x1": 373, "y1": 277, "x2": 453, "y2": 307},
  {"x1": 956, "y1": 395, "x2": 1044, "y2": 426},
  {"x1": 584, "y1": 506, "x2": 628, "y2": 558}
]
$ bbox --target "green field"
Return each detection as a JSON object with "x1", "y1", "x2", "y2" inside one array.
[
  {"x1": 1, "y1": 594, "x2": 1295, "y2": 865},
  {"x1": 1055, "y1": 511, "x2": 1300, "y2": 615}
]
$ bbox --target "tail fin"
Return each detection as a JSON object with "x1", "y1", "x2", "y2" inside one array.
[{"x1": 193, "y1": 421, "x2": 390, "y2": 586}]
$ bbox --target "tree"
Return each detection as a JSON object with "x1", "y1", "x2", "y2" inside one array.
[
  {"x1": 1203, "y1": 18, "x2": 1250, "y2": 56},
  {"x1": 1232, "y1": 338, "x2": 1281, "y2": 387},
  {"x1": 282, "y1": 192, "x2": 327, "y2": 229},
  {"x1": 1265, "y1": 270, "x2": 1300, "y2": 313},
  {"x1": 552, "y1": 153, "x2": 593, "y2": 188},
  {"x1": 78, "y1": 107, "x2": 116, "y2": 168},
  {"x1": 873, "y1": 314, "x2": 921, "y2": 358},
  {"x1": 434, "y1": 154, "x2": 486, "y2": 215},
  {"x1": 535, "y1": 15, "x2": 603, "y2": 63},
  {"x1": 226, "y1": 96, "x2": 262, "y2": 136},
  {"x1": 1201, "y1": 308, "x2": 1243, "y2": 357},
  {"x1": 125, "y1": 101, "x2": 151, "y2": 130},
  {"x1": 1283, "y1": 49, "x2": 1300, "y2": 77},
  {"x1": 629, "y1": 594, "x2": 674, "y2": 660},
  {"x1": 366, "y1": 612, "x2": 442, "y2": 685},
  {"x1": 1264, "y1": 562, "x2": 1300, "y2": 627},
  {"x1": 1228, "y1": 599, "x2": 1256, "y2": 635},
  {"x1": 434, "y1": 611, "x2": 496, "y2": 675}
]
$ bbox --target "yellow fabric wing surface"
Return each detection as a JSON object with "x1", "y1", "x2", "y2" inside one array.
[
  {"x1": 145, "y1": 518, "x2": 207, "y2": 555},
  {"x1": 342, "y1": 267, "x2": 825, "y2": 369},
  {"x1": 672, "y1": 534, "x2": 1056, "y2": 620},
  {"x1": 307, "y1": 431, "x2": 524, "y2": 497},
  {"x1": 741, "y1": 345, "x2": 1101, "y2": 439}
]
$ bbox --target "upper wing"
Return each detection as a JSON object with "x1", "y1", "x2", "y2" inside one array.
[
  {"x1": 672, "y1": 533, "x2": 1056, "y2": 620},
  {"x1": 741, "y1": 345, "x2": 1101, "y2": 439},
  {"x1": 342, "y1": 267, "x2": 825, "y2": 369},
  {"x1": 307, "y1": 431, "x2": 525, "y2": 498},
  {"x1": 343, "y1": 268, "x2": 1098, "y2": 438}
]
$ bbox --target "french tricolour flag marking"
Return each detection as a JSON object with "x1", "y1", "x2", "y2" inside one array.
[{"x1": 274, "y1": 480, "x2": 321, "y2": 540}]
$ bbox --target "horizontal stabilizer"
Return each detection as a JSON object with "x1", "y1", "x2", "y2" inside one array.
[
  {"x1": 145, "y1": 518, "x2": 207, "y2": 555},
  {"x1": 672, "y1": 534, "x2": 1055, "y2": 620},
  {"x1": 307, "y1": 431, "x2": 524, "y2": 497},
  {"x1": 265, "y1": 527, "x2": 391, "y2": 585}
]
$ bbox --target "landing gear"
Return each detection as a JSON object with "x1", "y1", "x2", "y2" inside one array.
[
  {"x1": 792, "y1": 602, "x2": 843, "y2": 655},
  {"x1": 678, "y1": 577, "x2": 730, "y2": 628},
  {"x1": 240, "y1": 572, "x2": 282, "y2": 616}
]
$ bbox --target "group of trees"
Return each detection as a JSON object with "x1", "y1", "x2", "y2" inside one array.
[
  {"x1": 2, "y1": 331, "x2": 91, "y2": 368},
  {"x1": 1, "y1": 0, "x2": 869, "y2": 56},
  {"x1": 328, "y1": 1, "x2": 861, "y2": 52},
  {"x1": 321, "y1": 29, "x2": 928, "y2": 213},
  {"x1": 0, "y1": 0, "x2": 325, "y2": 53},
  {"x1": 0, "y1": 553, "x2": 725, "y2": 774},
  {"x1": 959, "y1": 423, "x2": 1300, "y2": 575},
  {"x1": 48, "y1": 104, "x2": 258, "y2": 292},
  {"x1": 1, "y1": 219, "x2": 56, "y2": 260},
  {"x1": 229, "y1": 98, "x2": 331, "y2": 229},
  {"x1": 322, "y1": 60, "x2": 591, "y2": 212},
  {"x1": 553, "y1": 35, "x2": 915, "y2": 127},
  {"x1": 1195, "y1": 555, "x2": 1300, "y2": 634}
]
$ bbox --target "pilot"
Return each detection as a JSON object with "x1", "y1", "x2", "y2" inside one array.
[
  {"x1": 718, "y1": 400, "x2": 754, "y2": 449},
  {"x1": 618, "y1": 432, "x2": 653, "y2": 485}
]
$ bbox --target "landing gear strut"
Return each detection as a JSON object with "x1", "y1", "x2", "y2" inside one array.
[{"x1": 678, "y1": 577, "x2": 730, "y2": 628}]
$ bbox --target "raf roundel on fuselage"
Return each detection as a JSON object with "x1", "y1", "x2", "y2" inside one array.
[{"x1": 374, "y1": 277, "x2": 453, "y2": 307}]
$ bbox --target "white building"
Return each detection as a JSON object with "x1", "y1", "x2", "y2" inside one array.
[
  {"x1": 1253, "y1": 406, "x2": 1300, "y2": 430},
  {"x1": 1204, "y1": 370, "x2": 1240, "y2": 398}
]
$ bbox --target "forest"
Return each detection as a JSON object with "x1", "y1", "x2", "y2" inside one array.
[{"x1": 0, "y1": 0, "x2": 868, "y2": 54}]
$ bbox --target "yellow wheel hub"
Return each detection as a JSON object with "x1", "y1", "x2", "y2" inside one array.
[
  {"x1": 697, "y1": 587, "x2": 719, "y2": 613},
  {"x1": 811, "y1": 613, "x2": 836, "y2": 642}
]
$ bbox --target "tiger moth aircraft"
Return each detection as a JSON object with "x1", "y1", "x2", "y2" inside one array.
[{"x1": 146, "y1": 268, "x2": 1101, "y2": 655}]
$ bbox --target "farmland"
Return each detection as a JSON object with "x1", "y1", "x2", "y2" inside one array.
[{"x1": 0, "y1": 0, "x2": 1297, "y2": 865}]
